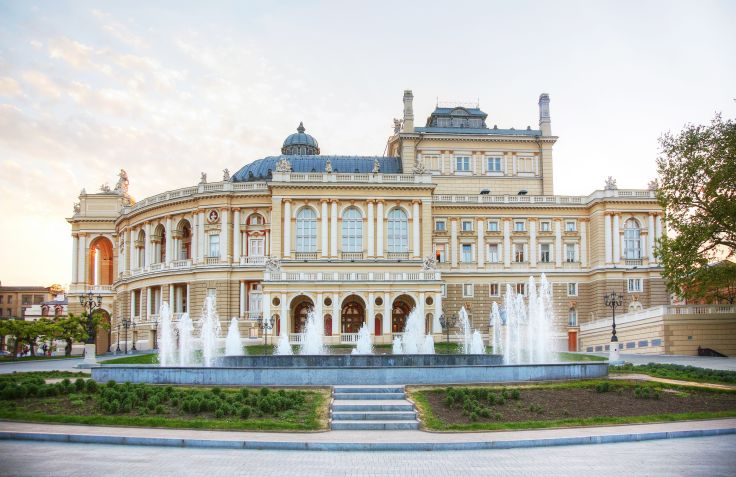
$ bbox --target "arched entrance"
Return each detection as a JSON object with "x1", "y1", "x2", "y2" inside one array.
[
  {"x1": 375, "y1": 313, "x2": 382, "y2": 336},
  {"x1": 176, "y1": 219, "x2": 192, "y2": 260},
  {"x1": 291, "y1": 295, "x2": 314, "y2": 333},
  {"x1": 392, "y1": 295, "x2": 415, "y2": 333},
  {"x1": 87, "y1": 236, "x2": 114, "y2": 286},
  {"x1": 341, "y1": 295, "x2": 366, "y2": 334},
  {"x1": 324, "y1": 314, "x2": 332, "y2": 336},
  {"x1": 93, "y1": 309, "x2": 111, "y2": 354}
]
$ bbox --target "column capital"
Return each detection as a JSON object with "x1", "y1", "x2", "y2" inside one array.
[
  {"x1": 375, "y1": 199, "x2": 385, "y2": 205},
  {"x1": 502, "y1": 217, "x2": 513, "y2": 222},
  {"x1": 283, "y1": 198, "x2": 292, "y2": 204},
  {"x1": 579, "y1": 217, "x2": 590, "y2": 223},
  {"x1": 411, "y1": 199, "x2": 421, "y2": 205},
  {"x1": 366, "y1": 199, "x2": 376, "y2": 205},
  {"x1": 552, "y1": 217, "x2": 562, "y2": 222},
  {"x1": 320, "y1": 198, "x2": 329, "y2": 204}
]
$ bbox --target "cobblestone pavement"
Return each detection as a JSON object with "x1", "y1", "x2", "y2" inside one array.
[{"x1": 0, "y1": 435, "x2": 734, "y2": 477}]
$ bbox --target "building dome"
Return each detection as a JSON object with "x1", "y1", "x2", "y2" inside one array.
[{"x1": 282, "y1": 122, "x2": 320, "y2": 155}]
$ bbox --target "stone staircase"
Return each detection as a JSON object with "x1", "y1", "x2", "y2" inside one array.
[{"x1": 330, "y1": 385, "x2": 420, "y2": 430}]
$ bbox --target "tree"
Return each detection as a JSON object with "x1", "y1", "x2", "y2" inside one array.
[
  {"x1": 54, "y1": 314, "x2": 89, "y2": 356},
  {"x1": 656, "y1": 113, "x2": 736, "y2": 302}
]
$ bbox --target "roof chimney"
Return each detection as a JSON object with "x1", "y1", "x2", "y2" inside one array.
[
  {"x1": 538, "y1": 93, "x2": 551, "y2": 136},
  {"x1": 402, "y1": 90, "x2": 414, "y2": 133}
]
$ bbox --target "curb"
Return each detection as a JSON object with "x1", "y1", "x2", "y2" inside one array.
[{"x1": 0, "y1": 427, "x2": 733, "y2": 451}]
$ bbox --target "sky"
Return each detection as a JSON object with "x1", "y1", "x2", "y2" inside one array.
[{"x1": 0, "y1": 0, "x2": 734, "y2": 286}]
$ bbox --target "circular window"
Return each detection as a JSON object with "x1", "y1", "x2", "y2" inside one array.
[
  {"x1": 324, "y1": 297, "x2": 332, "y2": 307},
  {"x1": 426, "y1": 296, "x2": 433, "y2": 306},
  {"x1": 375, "y1": 297, "x2": 383, "y2": 306},
  {"x1": 272, "y1": 297, "x2": 280, "y2": 307}
]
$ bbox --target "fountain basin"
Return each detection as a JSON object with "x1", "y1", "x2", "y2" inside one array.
[{"x1": 91, "y1": 358, "x2": 607, "y2": 386}]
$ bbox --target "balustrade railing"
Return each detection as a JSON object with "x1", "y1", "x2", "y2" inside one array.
[
  {"x1": 340, "y1": 252, "x2": 364, "y2": 260},
  {"x1": 264, "y1": 270, "x2": 440, "y2": 281},
  {"x1": 294, "y1": 252, "x2": 318, "y2": 261},
  {"x1": 171, "y1": 259, "x2": 192, "y2": 269},
  {"x1": 386, "y1": 252, "x2": 410, "y2": 260},
  {"x1": 239, "y1": 255, "x2": 266, "y2": 266},
  {"x1": 289, "y1": 333, "x2": 305, "y2": 344},
  {"x1": 340, "y1": 333, "x2": 360, "y2": 344},
  {"x1": 433, "y1": 189, "x2": 655, "y2": 206}
]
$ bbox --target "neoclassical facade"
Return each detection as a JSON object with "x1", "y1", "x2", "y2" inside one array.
[{"x1": 67, "y1": 91, "x2": 667, "y2": 353}]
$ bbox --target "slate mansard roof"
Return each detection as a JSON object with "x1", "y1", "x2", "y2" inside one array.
[{"x1": 232, "y1": 156, "x2": 403, "y2": 182}]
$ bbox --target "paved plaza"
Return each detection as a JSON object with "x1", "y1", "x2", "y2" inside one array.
[
  {"x1": 588, "y1": 353, "x2": 736, "y2": 371},
  {"x1": 1, "y1": 435, "x2": 735, "y2": 477},
  {"x1": 0, "y1": 353, "x2": 150, "y2": 375}
]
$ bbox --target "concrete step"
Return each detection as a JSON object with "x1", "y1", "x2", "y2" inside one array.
[
  {"x1": 331, "y1": 411, "x2": 417, "y2": 421},
  {"x1": 331, "y1": 400, "x2": 415, "y2": 412},
  {"x1": 333, "y1": 386, "x2": 405, "y2": 394},
  {"x1": 330, "y1": 420, "x2": 420, "y2": 431},
  {"x1": 333, "y1": 392, "x2": 405, "y2": 400}
]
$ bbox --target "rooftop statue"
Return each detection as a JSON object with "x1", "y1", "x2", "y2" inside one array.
[
  {"x1": 604, "y1": 176, "x2": 618, "y2": 190},
  {"x1": 223, "y1": 168, "x2": 231, "y2": 181},
  {"x1": 275, "y1": 158, "x2": 292, "y2": 173},
  {"x1": 73, "y1": 202, "x2": 80, "y2": 213},
  {"x1": 372, "y1": 158, "x2": 381, "y2": 174},
  {"x1": 265, "y1": 257, "x2": 281, "y2": 273},
  {"x1": 412, "y1": 158, "x2": 428, "y2": 175},
  {"x1": 393, "y1": 118, "x2": 403, "y2": 134},
  {"x1": 422, "y1": 256, "x2": 437, "y2": 271},
  {"x1": 325, "y1": 159, "x2": 333, "y2": 173},
  {"x1": 100, "y1": 183, "x2": 111, "y2": 193},
  {"x1": 200, "y1": 172, "x2": 207, "y2": 184}
]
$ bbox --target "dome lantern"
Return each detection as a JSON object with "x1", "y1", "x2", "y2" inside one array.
[{"x1": 281, "y1": 122, "x2": 320, "y2": 155}]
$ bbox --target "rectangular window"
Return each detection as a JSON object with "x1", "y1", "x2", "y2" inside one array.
[
  {"x1": 486, "y1": 156, "x2": 502, "y2": 172},
  {"x1": 513, "y1": 243, "x2": 525, "y2": 263},
  {"x1": 540, "y1": 243, "x2": 551, "y2": 263},
  {"x1": 568, "y1": 283, "x2": 578, "y2": 296},
  {"x1": 422, "y1": 154, "x2": 441, "y2": 173},
  {"x1": 441, "y1": 284, "x2": 447, "y2": 298},
  {"x1": 461, "y1": 220, "x2": 473, "y2": 232},
  {"x1": 628, "y1": 278, "x2": 643, "y2": 293},
  {"x1": 461, "y1": 244, "x2": 473, "y2": 263},
  {"x1": 0, "y1": 297, "x2": 3, "y2": 304},
  {"x1": 7, "y1": 296, "x2": 11, "y2": 304},
  {"x1": 208, "y1": 234, "x2": 220, "y2": 257},
  {"x1": 517, "y1": 156, "x2": 534, "y2": 173},
  {"x1": 33, "y1": 295, "x2": 44, "y2": 305},
  {"x1": 435, "y1": 243, "x2": 446, "y2": 263},
  {"x1": 435, "y1": 220, "x2": 446, "y2": 232},
  {"x1": 463, "y1": 283, "x2": 474, "y2": 297},
  {"x1": 565, "y1": 220, "x2": 577, "y2": 232},
  {"x1": 489, "y1": 283, "x2": 499, "y2": 297},
  {"x1": 514, "y1": 221, "x2": 525, "y2": 232},
  {"x1": 22, "y1": 295, "x2": 31, "y2": 306},
  {"x1": 487, "y1": 244, "x2": 499, "y2": 263},
  {"x1": 249, "y1": 238, "x2": 265, "y2": 257},
  {"x1": 540, "y1": 221, "x2": 551, "y2": 232},
  {"x1": 566, "y1": 243, "x2": 576, "y2": 262},
  {"x1": 487, "y1": 221, "x2": 499, "y2": 232},
  {"x1": 516, "y1": 283, "x2": 526, "y2": 295},
  {"x1": 568, "y1": 308, "x2": 577, "y2": 326},
  {"x1": 455, "y1": 156, "x2": 471, "y2": 172}
]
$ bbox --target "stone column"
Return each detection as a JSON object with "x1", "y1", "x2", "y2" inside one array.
[
  {"x1": 648, "y1": 213, "x2": 656, "y2": 263},
  {"x1": 503, "y1": 219, "x2": 511, "y2": 267},
  {"x1": 612, "y1": 214, "x2": 621, "y2": 263},
  {"x1": 383, "y1": 292, "x2": 391, "y2": 335},
  {"x1": 433, "y1": 293, "x2": 442, "y2": 333},
  {"x1": 78, "y1": 233, "x2": 87, "y2": 283},
  {"x1": 165, "y1": 217, "x2": 172, "y2": 264},
  {"x1": 315, "y1": 293, "x2": 323, "y2": 329},
  {"x1": 220, "y1": 208, "x2": 229, "y2": 262},
  {"x1": 146, "y1": 287, "x2": 152, "y2": 320},
  {"x1": 127, "y1": 228, "x2": 133, "y2": 272},
  {"x1": 477, "y1": 218, "x2": 485, "y2": 268},
  {"x1": 239, "y1": 281, "x2": 245, "y2": 318},
  {"x1": 130, "y1": 290, "x2": 135, "y2": 320},
  {"x1": 332, "y1": 294, "x2": 340, "y2": 336},
  {"x1": 280, "y1": 293, "x2": 288, "y2": 337},
  {"x1": 262, "y1": 293, "x2": 271, "y2": 331},
  {"x1": 555, "y1": 219, "x2": 562, "y2": 267},
  {"x1": 417, "y1": 292, "x2": 425, "y2": 330},
  {"x1": 168, "y1": 284, "x2": 174, "y2": 310},
  {"x1": 604, "y1": 213, "x2": 612, "y2": 264},
  {"x1": 330, "y1": 200, "x2": 338, "y2": 257},
  {"x1": 283, "y1": 200, "x2": 291, "y2": 258},
  {"x1": 580, "y1": 219, "x2": 588, "y2": 268},
  {"x1": 412, "y1": 200, "x2": 420, "y2": 257},
  {"x1": 144, "y1": 222, "x2": 151, "y2": 268},
  {"x1": 367, "y1": 292, "x2": 375, "y2": 337},
  {"x1": 191, "y1": 214, "x2": 198, "y2": 263},
  {"x1": 233, "y1": 208, "x2": 241, "y2": 261},
  {"x1": 72, "y1": 234, "x2": 79, "y2": 284},
  {"x1": 321, "y1": 200, "x2": 329, "y2": 257},
  {"x1": 367, "y1": 200, "x2": 375, "y2": 257},
  {"x1": 451, "y1": 219, "x2": 458, "y2": 267},
  {"x1": 529, "y1": 219, "x2": 537, "y2": 268},
  {"x1": 655, "y1": 214, "x2": 663, "y2": 241},
  {"x1": 198, "y1": 211, "x2": 205, "y2": 260},
  {"x1": 185, "y1": 284, "x2": 190, "y2": 315},
  {"x1": 376, "y1": 201, "x2": 384, "y2": 257}
]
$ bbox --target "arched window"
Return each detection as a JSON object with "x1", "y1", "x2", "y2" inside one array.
[
  {"x1": 248, "y1": 214, "x2": 264, "y2": 225},
  {"x1": 387, "y1": 208, "x2": 408, "y2": 253},
  {"x1": 624, "y1": 219, "x2": 641, "y2": 259},
  {"x1": 568, "y1": 307, "x2": 577, "y2": 326},
  {"x1": 341, "y1": 207, "x2": 363, "y2": 253},
  {"x1": 296, "y1": 208, "x2": 317, "y2": 252}
]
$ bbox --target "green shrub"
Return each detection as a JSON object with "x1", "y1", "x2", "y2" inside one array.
[
  {"x1": 155, "y1": 404, "x2": 164, "y2": 414},
  {"x1": 85, "y1": 380, "x2": 98, "y2": 393},
  {"x1": 596, "y1": 382, "x2": 611, "y2": 393},
  {"x1": 106, "y1": 380, "x2": 116, "y2": 388},
  {"x1": 511, "y1": 389, "x2": 521, "y2": 400},
  {"x1": 74, "y1": 378, "x2": 86, "y2": 391},
  {"x1": 240, "y1": 405, "x2": 252, "y2": 419},
  {"x1": 215, "y1": 408, "x2": 224, "y2": 418}
]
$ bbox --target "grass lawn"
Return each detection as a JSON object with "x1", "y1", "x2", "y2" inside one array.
[
  {"x1": 557, "y1": 352, "x2": 607, "y2": 362},
  {"x1": 610, "y1": 363, "x2": 736, "y2": 385},
  {"x1": 409, "y1": 379, "x2": 736, "y2": 431},
  {"x1": 0, "y1": 372, "x2": 329, "y2": 431},
  {"x1": 102, "y1": 354, "x2": 158, "y2": 365}
]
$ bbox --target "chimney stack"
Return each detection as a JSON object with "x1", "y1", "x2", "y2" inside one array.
[
  {"x1": 538, "y1": 93, "x2": 551, "y2": 136},
  {"x1": 403, "y1": 90, "x2": 414, "y2": 133}
]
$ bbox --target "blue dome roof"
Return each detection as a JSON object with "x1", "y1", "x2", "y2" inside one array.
[
  {"x1": 282, "y1": 122, "x2": 319, "y2": 154},
  {"x1": 232, "y1": 156, "x2": 403, "y2": 182}
]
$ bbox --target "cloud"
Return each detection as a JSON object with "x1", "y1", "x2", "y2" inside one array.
[
  {"x1": 92, "y1": 9, "x2": 148, "y2": 49},
  {"x1": 47, "y1": 37, "x2": 112, "y2": 75},
  {"x1": 20, "y1": 70, "x2": 61, "y2": 99},
  {"x1": 0, "y1": 77, "x2": 23, "y2": 97}
]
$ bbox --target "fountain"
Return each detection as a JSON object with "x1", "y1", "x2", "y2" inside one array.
[
  {"x1": 300, "y1": 310, "x2": 325, "y2": 355},
  {"x1": 177, "y1": 312, "x2": 194, "y2": 367},
  {"x1": 470, "y1": 330, "x2": 485, "y2": 354},
  {"x1": 391, "y1": 308, "x2": 435, "y2": 354},
  {"x1": 199, "y1": 296, "x2": 222, "y2": 367},
  {"x1": 225, "y1": 317, "x2": 242, "y2": 356},
  {"x1": 158, "y1": 302, "x2": 175, "y2": 366},
  {"x1": 351, "y1": 323, "x2": 373, "y2": 355},
  {"x1": 458, "y1": 306, "x2": 485, "y2": 354},
  {"x1": 491, "y1": 274, "x2": 555, "y2": 364},
  {"x1": 275, "y1": 334, "x2": 293, "y2": 355}
]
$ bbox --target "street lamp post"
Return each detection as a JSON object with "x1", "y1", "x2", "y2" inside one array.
[
  {"x1": 78, "y1": 290, "x2": 102, "y2": 365},
  {"x1": 121, "y1": 318, "x2": 132, "y2": 354},
  {"x1": 131, "y1": 321, "x2": 137, "y2": 351},
  {"x1": 258, "y1": 314, "x2": 275, "y2": 355},
  {"x1": 603, "y1": 291, "x2": 624, "y2": 364},
  {"x1": 152, "y1": 318, "x2": 159, "y2": 350},
  {"x1": 438, "y1": 312, "x2": 457, "y2": 353},
  {"x1": 115, "y1": 323, "x2": 121, "y2": 353}
]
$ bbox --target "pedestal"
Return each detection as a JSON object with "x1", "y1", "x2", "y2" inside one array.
[
  {"x1": 83, "y1": 343, "x2": 97, "y2": 366},
  {"x1": 608, "y1": 340, "x2": 623, "y2": 365}
]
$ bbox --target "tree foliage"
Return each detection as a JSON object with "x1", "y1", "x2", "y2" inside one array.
[{"x1": 656, "y1": 113, "x2": 736, "y2": 301}]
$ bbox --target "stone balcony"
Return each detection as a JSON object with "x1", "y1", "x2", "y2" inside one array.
[
  {"x1": 272, "y1": 171, "x2": 432, "y2": 184},
  {"x1": 433, "y1": 189, "x2": 656, "y2": 207},
  {"x1": 264, "y1": 270, "x2": 441, "y2": 282}
]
